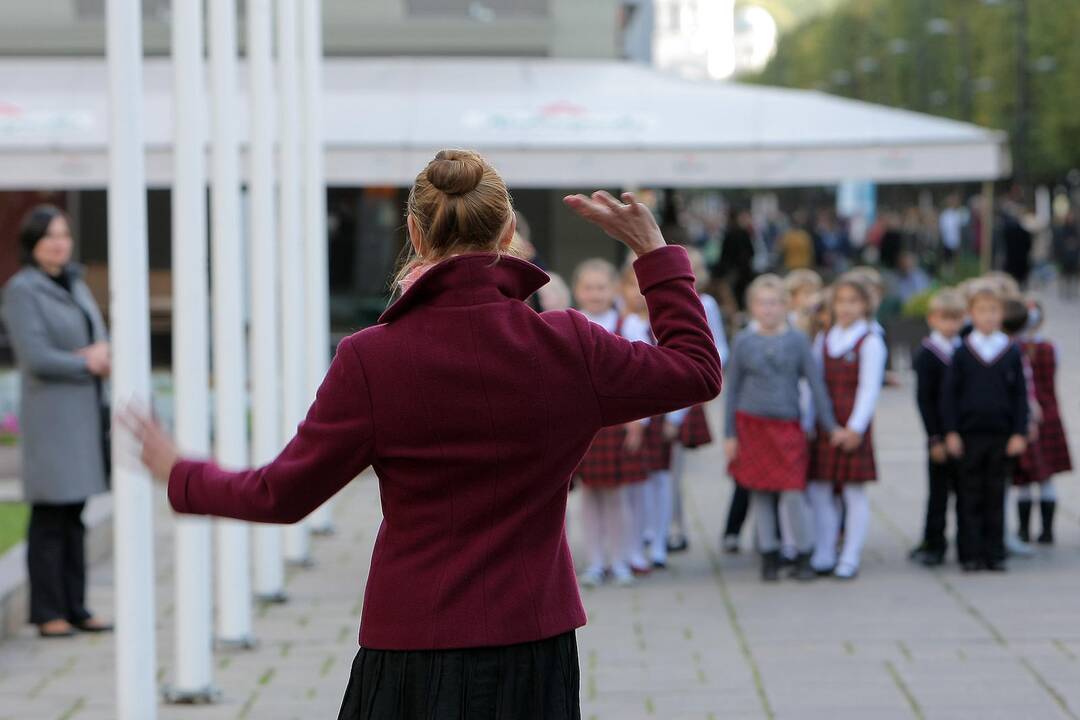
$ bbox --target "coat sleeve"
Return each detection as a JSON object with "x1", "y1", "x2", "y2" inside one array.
[
  {"x1": 913, "y1": 351, "x2": 941, "y2": 442},
  {"x1": 1, "y1": 281, "x2": 93, "y2": 382},
  {"x1": 941, "y1": 354, "x2": 960, "y2": 434},
  {"x1": 568, "y1": 245, "x2": 722, "y2": 427},
  {"x1": 168, "y1": 336, "x2": 375, "y2": 523}
]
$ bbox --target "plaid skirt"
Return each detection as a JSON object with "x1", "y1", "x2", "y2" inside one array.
[
  {"x1": 641, "y1": 416, "x2": 673, "y2": 472},
  {"x1": 1038, "y1": 414, "x2": 1073, "y2": 476},
  {"x1": 1014, "y1": 434, "x2": 1049, "y2": 486},
  {"x1": 574, "y1": 425, "x2": 646, "y2": 488},
  {"x1": 809, "y1": 425, "x2": 877, "y2": 486},
  {"x1": 728, "y1": 412, "x2": 808, "y2": 492},
  {"x1": 678, "y1": 405, "x2": 713, "y2": 448}
]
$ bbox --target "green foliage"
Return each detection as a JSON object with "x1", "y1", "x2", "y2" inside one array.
[
  {"x1": 744, "y1": 0, "x2": 1080, "y2": 181},
  {"x1": 902, "y1": 288, "x2": 938, "y2": 319},
  {"x1": 0, "y1": 503, "x2": 29, "y2": 555}
]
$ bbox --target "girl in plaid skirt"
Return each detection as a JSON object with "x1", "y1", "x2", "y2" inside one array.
[
  {"x1": 1015, "y1": 300, "x2": 1071, "y2": 544},
  {"x1": 807, "y1": 275, "x2": 887, "y2": 580},
  {"x1": 571, "y1": 259, "x2": 650, "y2": 587}
]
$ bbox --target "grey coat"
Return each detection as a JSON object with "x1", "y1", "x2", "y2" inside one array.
[{"x1": 2, "y1": 264, "x2": 109, "y2": 504}]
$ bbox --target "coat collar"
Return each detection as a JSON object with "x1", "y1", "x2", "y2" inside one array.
[
  {"x1": 20, "y1": 263, "x2": 85, "y2": 304},
  {"x1": 378, "y1": 252, "x2": 549, "y2": 324}
]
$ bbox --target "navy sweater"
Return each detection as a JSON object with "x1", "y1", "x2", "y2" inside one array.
[{"x1": 942, "y1": 340, "x2": 1028, "y2": 436}]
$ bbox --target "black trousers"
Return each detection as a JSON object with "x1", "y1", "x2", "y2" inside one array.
[
  {"x1": 338, "y1": 631, "x2": 580, "y2": 720},
  {"x1": 27, "y1": 502, "x2": 92, "y2": 625},
  {"x1": 921, "y1": 458, "x2": 964, "y2": 559},
  {"x1": 956, "y1": 435, "x2": 1009, "y2": 565}
]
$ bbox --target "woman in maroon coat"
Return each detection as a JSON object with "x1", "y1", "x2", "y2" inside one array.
[{"x1": 126, "y1": 150, "x2": 721, "y2": 719}]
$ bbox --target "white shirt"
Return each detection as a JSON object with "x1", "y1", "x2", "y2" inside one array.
[
  {"x1": 939, "y1": 207, "x2": 968, "y2": 251},
  {"x1": 700, "y1": 293, "x2": 730, "y2": 366},
  {"x1": 928, "y1": 330, "x2": 961, "y2": 359},
  {"x1": 966, "y1": 330, "x2": 1009, "y2": 364},
  {"x1": 822, "y1": 319, "x2": 887, "y2": 434}
]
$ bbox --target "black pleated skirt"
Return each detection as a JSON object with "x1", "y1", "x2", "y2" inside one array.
[{"x1": 337, "y1": 631, "x2": 581, "y2": 720}]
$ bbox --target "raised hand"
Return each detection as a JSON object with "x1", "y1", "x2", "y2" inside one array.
[
  {"x1": 117, "y1": 405, "x2": 179, "y2": 483},
  {"x1": 563, "y1": 191, "x2": 666, "y2": 257}
]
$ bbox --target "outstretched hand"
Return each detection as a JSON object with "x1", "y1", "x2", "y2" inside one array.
[
  {"x1": 563, "y1": 191, "x2": 666, "y2": 257},
  {"x1": 117, "y1": 405, "x2": 179, "y2": 484}
]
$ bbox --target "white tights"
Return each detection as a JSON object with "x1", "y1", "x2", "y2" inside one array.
[
  {"x1": 580, "y1": 486, "x2": 632, "y2": 577},
  {"x1": 644, "y1": 470, "x2": 673, "y2": 564},
  {"x1": 807, "y1": 481, "x2": 870, "y2": 573}
]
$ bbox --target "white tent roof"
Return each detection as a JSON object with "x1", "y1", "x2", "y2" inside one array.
[{"x1": 0, "y1": 57, "x2": 1009, "y2": 189}]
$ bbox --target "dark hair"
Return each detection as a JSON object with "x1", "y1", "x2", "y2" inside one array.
[
  {"x1": 19, "y1": 204, "x2": 66, "y2": 266},
  {"x1": 1001, "y1": 298, "x2": 1028, "y2": 335}
]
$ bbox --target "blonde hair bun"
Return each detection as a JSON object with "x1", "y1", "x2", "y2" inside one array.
[{"x1": 425, "y1": 149, "x2": 485, "y2": 196}]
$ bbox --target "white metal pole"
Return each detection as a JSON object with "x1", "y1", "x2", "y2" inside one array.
[
  {"x1": 248, "y1": 0, "x2": 287, "y2": 601},
  {"x1": 164, "y1": 0, "x2": 218, "y2": 702},
  {"x1": 300, "y1": 0, "x2": 334, "y2": 535},
  {"x1": 105, "y1": 0, "x2": 157, "y2": 716},
  {"x1": 277, "y1": 0, "x2": 312, "y2": 565},
  {"x1": 208, "y1": 0, "x2": 255, "y2": 645}
]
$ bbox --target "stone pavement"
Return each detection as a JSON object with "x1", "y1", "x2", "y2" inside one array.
[{"x1": 1, "y1": 286, "x2": 1079, "y2": 720}]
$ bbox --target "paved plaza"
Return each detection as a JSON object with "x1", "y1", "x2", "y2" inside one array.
[{"x1": 1, "y1": 287, "x2": 1079, "y2": 720}]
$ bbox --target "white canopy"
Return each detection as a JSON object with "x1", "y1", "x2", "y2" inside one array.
[{"x1": 0, "y1": 56, "x2": 1010, "y2": 189}]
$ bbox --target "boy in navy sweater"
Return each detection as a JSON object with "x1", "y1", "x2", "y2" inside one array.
[
  {"x1": 909, "y1": 289, "x2": 965, "y2": 567},
  {"x1": 943, "y1": 282, "x2": 1028, "y2": 572}
]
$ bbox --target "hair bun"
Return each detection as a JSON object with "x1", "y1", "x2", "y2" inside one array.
[{"x1": 425, "y1": 150, "x2": 485, "y2": 196}]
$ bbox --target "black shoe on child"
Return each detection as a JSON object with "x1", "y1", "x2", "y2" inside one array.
[
  {"x1": 1038, "y1": 501, "x2": 1056, "y2": 545},
  {"x1": 789, "y1": 552, "x2": 816, "y2": 582},
  {"x1": 1017, "y1": 499, "x2": 1033, "y2": 543},
  {"x1": 666, "y1": 535, "x2": 689, "y2": 553},
  {"x1": 961, "y1": 561, "x2": 982, "y2": 573},
  {"x1": 761, "y1": 551, "x2": 781, "y2": 582},
  {"x1": 985, "y1": 560, "x2": 1008, "y2": 572}
]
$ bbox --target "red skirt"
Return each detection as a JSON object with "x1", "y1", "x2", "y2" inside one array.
[
  {"x1": 1038, "y1": 413, "x2": 1073, "y2": 476},
  {"x1": 641, "y1": 416, "x2": 673, "y2": 472},
  {"x1": 1014, "y1": 434, "x2": 1049, "y2": 486},
  {"x1": 728, "y1": 412, "x2": 808, "y2": 492},
  {"x1": 678, "y1": 405, "x2": 713, "y2": 448},
  {"x1": 809, "y1": 425, "x2": 877, "y2": 487},
  {"x1": 575, "y1": 425, "x2": 647, "y2": 488}
]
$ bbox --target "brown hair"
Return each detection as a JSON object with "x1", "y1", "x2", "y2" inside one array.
[
  {"x1": 783, "y1": 268, "x2": 823, "y2": 297},
  {"x1": 831, "y1": 273, "x2": 875, "y2": 319},
  {"x1": 928, "y1": 288, "x2": 965, "y2": 317},
  {"x1": 396, "y1": 149, "x2": 520, "y2": 288}
]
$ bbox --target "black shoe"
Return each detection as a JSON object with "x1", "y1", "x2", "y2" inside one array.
[
  {"x1": 761, "y1": 551, "x2": 781, "y2": 582},
  {"x1": 918, "y1": 551, "x2": 945, "y2": 567},
  {"x1": 813, "y1": 565, "x2": 836, "y2": 577},
  {"x1": 789, "y1": 552, "x2": 816, "y2": 582},
  {"x1": 652, "y1": 560, "x2": 667, "y2": 570},
  {"x1": 1038, "y1": 501, "x2": 1056, "y2": 544},
  {"x1": 1017, "y1": 499, "x2": 1033, "y2": 543},
  {"x1": 961, "y1": 561, "x2": 982, "y2": 573},
  {"x1": 666, "y1": 536, "x2": 689, "y2": 553},
  {"x1": 722, "y1": 535, "x2": 740, "y2": 554},
  {"x1": 908, "y1": 543, "x2": 928, "y2": 561},
  {"x1": 985, "y1": 560, "x2": 1008, "y2": 572}
]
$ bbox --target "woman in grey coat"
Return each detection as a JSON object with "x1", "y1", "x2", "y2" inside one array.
[{"x1": 2, "y1": 205, "x2": 113, "y2": 637}]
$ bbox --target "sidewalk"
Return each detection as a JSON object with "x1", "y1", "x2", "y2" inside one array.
[{"x1": 1, "y1": 287, "x2": 1079, "y2": 720}]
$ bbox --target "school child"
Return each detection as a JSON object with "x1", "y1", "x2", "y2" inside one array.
[
  {"x1": 784, "y1": 269, "x2": 824, "y2": 327},
  {"x1": 617, "y1": 262, "x2": 668, "y2": 573},
  {"x1": 807, "y1": 274, "x2": 887, "y2": 579},
  {"x1": 999, "y1": 298, "x2": 1044, "y2": 556},
  {"x1": 666, "y1": 248, "x2": 725, "y2": 554},
  {"x1": 571, "y1": 258, "x2": 649, "y2": 587},
  {"x1": 726, "y1": 275, "x2": 841, "y2": 581},
  {"x1": 1016, "y1": 300, "x2": 1072, "y2": 544},
  {"x1": 943, "y1": 281, "x2": 1029, "y2": 572},
  {"x1": 909, "y1": 289, "x2": 966, "y2": 567}
]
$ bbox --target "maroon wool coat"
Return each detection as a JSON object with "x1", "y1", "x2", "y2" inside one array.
[{"x1": 168, "y1": 245, "x2": 722, "y2": 650}]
